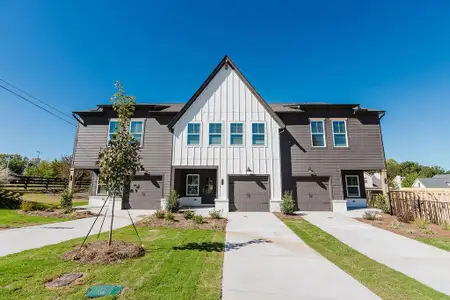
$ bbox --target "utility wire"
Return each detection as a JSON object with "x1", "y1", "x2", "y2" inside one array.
[
  {"x1": 0, "y1": 78, "x2": 74, "y2": 119},
  {"x1": 0, "y1": 83, "x2": 77, "y2": 127}
]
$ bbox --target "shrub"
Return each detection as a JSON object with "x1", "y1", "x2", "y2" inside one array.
[
  {"x1": 154, "y1": 209, "x2": 165, "y2": 219},
  {"x1": 165, "y1": 190, "x2": 180, "y2": 213},
  {"x1": 183, "y1": 209, "x2": 195, "y2": 220},
  {"x1": 373, "y1": 194, "x2": 390, "y2": 213},
  {"x1": 164, "y1": 211, "x2": 175, "y2": 222},
  {"x1": 441, "y1": 222, "x2": 450, "y2": 231},
  {"x1": 20, "y1": 201, "x2": 35, "y2": 212},
  {"x1": 192, "y1": 214, "x2": 204, "y2": 224},
  {"x1": 362, "y1": 210, "x2": 380, "y2": 221},
  {"x1": 60, "y1": 189, "x2": 73, "y2": 211},
  {"x1": 390, "y1": 221, "x2": 402, "y2": 230},
  {"x1": 209, "y1": 209, "x2": 222, "y2": 219},
  {"x1": 421, "y1": 228, "x2": 435, "y2": 235},
  {"x1": 414, "y1": 218, "x2": 429, "y2": 229},
  {"x1": 396, "y1": 210, "x2": 415, "y2": 223},
  {"x1": 280, "y1": 191, "x2": 295, "y2": 215}
]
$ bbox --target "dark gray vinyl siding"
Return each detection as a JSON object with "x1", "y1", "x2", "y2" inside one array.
[
  {"x1": 72, "y1": 108, "x2": 174, "y2": 197},
  {"x1": 280, "y1": 110, "x2": 385, "y2": 200}
]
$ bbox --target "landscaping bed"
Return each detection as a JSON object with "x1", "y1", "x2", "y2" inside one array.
[
  {"x1": 18, "y1": 208, "x2": 94, "y2": 220},
  {"x1": 356, "y1": 212, "x2": 450, "y2": 251},
  {"x1": 279, "y1": 216, "x2": 449, "y2": 300},
  {"x1": 0, "y1": 226, "x2": 224, "y2": 300},
  {"x1": 138, "y1": 212, "x2": 227, "y2": 231}
]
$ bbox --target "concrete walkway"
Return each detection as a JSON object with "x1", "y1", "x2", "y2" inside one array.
[
  {"x1": 304, "y1": 211, "x2": 450, "y2": 295},
  {"x1": 0, "y1": 209, "x2": 153, "y2": 257},
  {"x1": 222, "y1": 212, "x2": 379, "y2": 300}
]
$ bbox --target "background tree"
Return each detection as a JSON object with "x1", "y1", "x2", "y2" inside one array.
[
  {"x1": 96, "y1": 81, "x2": 143, "y2": 245},
  {"x1": 0, "y1": 154, "x2": 29, "y2": 175}
]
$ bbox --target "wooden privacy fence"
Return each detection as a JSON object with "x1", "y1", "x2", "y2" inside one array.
[
  {"x1": 1, "y1": 176, "x2": 90, "y2": 193},
  {"x1": 389, "y1": 189, "x2": 450, "y2": 225}
]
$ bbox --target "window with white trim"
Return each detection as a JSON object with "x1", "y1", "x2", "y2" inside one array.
[
  {"x1": 310, "y1": 120, "x2": 326, "y2": 147},
  {"x1": 186, "y1": 174, "x2": 200, "y2": 196},
  {"x1": 252, "y1": 123, "x2": 265, "y2": 145},
  {"x1": 187, "y1": 123, "x2": 201, "y2": 145},
  {"x1": 230, "y1": 123, "x2": 243, "y2": 145},
  {"x1": 107, "y1": 119, "x2": 144, "y2": 145},
  {"x1": 97, "y1": 176, "x2": 108, "y2": 195},
  {"x1": 332, "y1": 120, "x2": 348, "y2": 147},
  {"x1": 209, "y1": 123, "x2": 222, "y2": 145},
  {"x1": 345, "y1": 175, "x2": 360, "y2": 197},
  {"x1": 107, "y1": 120, "x2": 119, "y2": 143},
  {"x1": 130, "y1": 120, "x2": 144, "y2": 145}
]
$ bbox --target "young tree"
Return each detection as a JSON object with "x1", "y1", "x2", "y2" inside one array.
[{"x1": 96, "y1": 81, "x2": 143, "y2": 245}]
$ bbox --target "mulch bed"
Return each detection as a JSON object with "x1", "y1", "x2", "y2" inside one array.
[
  {"x1": 62, "y1": 240, "x2": 145, "y2": 264},
  {"x1": 18, "y1": 209, "x2": 94, "y2": 219},
  {"x1": 137, "y1": 214, "x2": 227, "y2": 231},
  {"x1": 356, "y1": 213, "x2": 450, "y2": 239},
  {"x1": 273, "y1": 213, "x2": 305, "y2": 220}
]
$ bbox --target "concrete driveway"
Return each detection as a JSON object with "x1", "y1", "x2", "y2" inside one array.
[
  {"x1": 222, "y1": 212, "x2": 379, "y2": 300},
  {"x1": 304, "y1": 211, "x2": 450, "y2": 295},
  {"x1": 0, "y1": 209, "x2": 153, "y2": 257}
]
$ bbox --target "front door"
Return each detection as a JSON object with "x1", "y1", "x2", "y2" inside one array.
[{"x1": 201, "y1": 176, "x2": 216, "y2": 204}]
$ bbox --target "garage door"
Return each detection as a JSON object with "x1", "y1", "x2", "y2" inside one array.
[
  {"x1": 129, "y1": 175, "x2": 163, "y2": 209},
  {"x1": 293, "y1": 177, "x2": 331, "y2": 211},
  {"x1": 229, "y1": 176, "x2": 269, "y2": 212}
]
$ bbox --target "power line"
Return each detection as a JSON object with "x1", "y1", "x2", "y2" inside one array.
[
  {"x1": 0, "y1": 78, "x2": 74, "y2": 119},
  {"x1": 0, "y1": 83, "x2": 77, "y2": 127}
]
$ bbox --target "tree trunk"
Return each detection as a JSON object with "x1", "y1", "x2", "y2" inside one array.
[{"x1": 108, "y1": 194, "x2": 116, "y2": 246}]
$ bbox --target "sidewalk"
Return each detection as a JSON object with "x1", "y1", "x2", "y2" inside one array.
[
  {"x1": 222, "y1": 212, "x2": 379, "y2": 300},
  {"x1": 304, "y1": 211, "x2": 450, "y2": 295},
  {"x1": 0, "y1": 209, "x2": 153, "y2": 257}
]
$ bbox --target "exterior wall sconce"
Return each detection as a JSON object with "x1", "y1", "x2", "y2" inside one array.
[
  {"x1": 246, "y1": 167, "x2": 253, "y2": 174},
  {"x1": 308, "y1": 167, "x2": 316, "y2": 176}
]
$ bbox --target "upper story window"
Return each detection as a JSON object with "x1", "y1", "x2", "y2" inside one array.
[
  {"x1": 187, "y1": 123, "x2": 201, "y2": 145},
  {"x1": 108, "y1": 120, "x2": 144, "y2": 145},
  {"x1": 310, "y1": 120, "x2": 326, "y2": 147},
  {"x1": 209, "y1": 123, "x2": 222, "y2": 145},
  {"x1": 345, "y1": 175, "x2": 360, "y2": 197},
  {"x1": 332, "y1": 120, "x2": 348, "y2": 147},
  {"x1": 108, "y1": 121, "x2": 119, "y2": 142},
  {"x1": 230, "y1": 123, "x2": 244, "y2": 145},
  {"x1": 252, "y1": 123, "x2": 265, "y2": 145},
  {"x1": 130, "y1": 120, "x2": 144, "y2": 145}
]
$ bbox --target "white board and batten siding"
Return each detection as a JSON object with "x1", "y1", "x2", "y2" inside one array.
[{"x1": 172, "y1": 66, "x2": 282, "y2": 211}]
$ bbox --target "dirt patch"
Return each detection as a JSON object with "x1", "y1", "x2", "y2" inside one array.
[
  {"x1": 138, "y1": 214, "x2": 227, "y2": 231},
  {"x1": 273, "y1": 213, "x2": 304, "y2": 220},
  {"x1": 62, "y1": 240, "x2": 145, "y2": 264},
  {"x1": 19, "y1": 209, "x2": 94, "y2": 219},
  {"x1": 356, "y1": 213, "x2": 450, "y2": 239},
  {"x1": 45, "y1": 273, "x2": 84, "y2": 288}
]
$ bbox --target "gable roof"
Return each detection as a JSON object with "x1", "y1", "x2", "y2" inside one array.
[
  {"x1": 415, "y1": 178, "x2": 450, "y2": 188},
  {"x1": 167, "y1": 55, "x2": 285, "y2": 130}
]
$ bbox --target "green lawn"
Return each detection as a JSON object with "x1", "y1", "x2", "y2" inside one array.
[
  {"x1": 22, "y1": 193, "x2": 88, "y2": 207},
  {"x1": 0, "y1": 209, "x2": 66, "y2": 229},
  {"x1": 0, "y1": 226, "x2": 225, "y2": 300},
  {"x1": 282, "y1": 218, "x2": 449, "y2": 300},
  {"x1": 416, "y1": 237, "x2": 450, "y2": 251}
]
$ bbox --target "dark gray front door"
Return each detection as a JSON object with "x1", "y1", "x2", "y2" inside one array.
[
  {"x1": 129, "y1": 175, "x2": 163, "y2": 209},
  {"x1": 293, "y1": 177, "x2": 331, "y2": 211},
  {"x1": 229, "y1": 176, "x2": 269, "y2": 212}
]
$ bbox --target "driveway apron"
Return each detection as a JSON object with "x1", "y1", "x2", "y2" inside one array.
[
  {"x1": 304, "y1": 211, "x2": 450, "y2": 295},
  {"x1": 0, "y1": 209, "x2": 152, "y2": 257},
  {"x1": 222, "y1": 212, "x2": 379, "y2": 300}
]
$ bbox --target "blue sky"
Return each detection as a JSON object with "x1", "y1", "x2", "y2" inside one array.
[{"x1": 1, "y1": 0, "x2": 449, "y2": 168}]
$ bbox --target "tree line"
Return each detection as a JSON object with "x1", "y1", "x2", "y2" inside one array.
[
  {"x1": 0, "y1": 154, "x2": 90, "y2": 182},
  {"x1": 386, "y1": 159, "x2": 450, "y2": 187}
]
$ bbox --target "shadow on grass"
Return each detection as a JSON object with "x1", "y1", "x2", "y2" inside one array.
[
  {"x1": 173, "y1": 242, "x2": 225, "y2": 252},
  {"x1": 173, "y1": 238, "x2": 272, "y2": 253}
]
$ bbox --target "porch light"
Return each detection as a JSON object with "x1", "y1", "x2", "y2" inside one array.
[
  {"x1": 308, "y1": 167, "x2": 316, "y2": 176},
  {"x1": 246, "y1": 167, "x2": 253, "y2": 174}
]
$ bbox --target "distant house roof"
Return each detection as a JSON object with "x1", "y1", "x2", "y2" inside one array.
[
  {"x1": 433, "y1": 174, "x2": 450, "y2": 181},
  {"x1": 414, "y1": 178, "x2": 450, "y2": 188}
]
